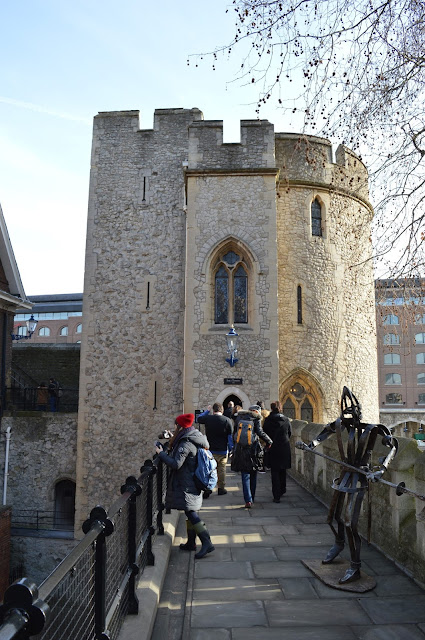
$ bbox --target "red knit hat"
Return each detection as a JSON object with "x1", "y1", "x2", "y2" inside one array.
[{"x1": 175, "y1": 413, "x2": 195, "y2": 429}]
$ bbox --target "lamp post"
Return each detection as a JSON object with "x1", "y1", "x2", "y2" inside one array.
[
  {"x1": 11, "y1": 314, "x2": 38, "y2": 341},
  {"x1": 225, "y1": 325, "x2": 239, "y2": 367}
]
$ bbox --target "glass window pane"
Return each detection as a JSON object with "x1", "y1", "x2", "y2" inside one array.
[
  {"x1": 383, "y1": 314, "x2": 399, "y2": 325},
  {"x1": 384, "y1": 334, "x2": 400, "y2": 345},
  {"x1": 386, "y1": 393, "x2": 403, "y2": 404},
  {"x1": 215, "y1": 265, "x2": 228, "y2": 324},
  {"x1": 384, "y1": 353, "x2": 401, "y2": 365},
  {"x1": 301, "y1": 398, "x2": 313, "y2": 422},
  {"x1": 418, "y1": 373, "x2": 425, "y2": 385},
  {"x1": 416, "y1": 353, "x2": 425, "y2": 365},
  {"x1": 234, "y1": 265, "x2": 247, "y2": 323},
  {"x1": 311, "y1": 198, "x2": 322, "y2": 237},
  {"x1": 222, "y1": 251, "x2": 240, "y2": 266},
  {"x1": 419, "y1": 394, "x2": 425, "y2": 404},
  {"x1": 415, "y1": 333, "x2": 425, "y2": 344},
  {"x1": 283, "y1": 398, "x2": 296, "y2": 419},
  {"x1": 39, "y1": 327, "x2": 50, "y2": 336},
  {"x1": 385, "y1": 373, "x2": 401, "y2": 385},
  {"x1": 76, "y1": 324, "x2": 82, "y2": 333},
  {"x1": 60, "y1": 326, "x2": 68, "y2": 336}
]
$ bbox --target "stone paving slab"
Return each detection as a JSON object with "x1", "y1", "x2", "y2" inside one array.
[
  {"x1": 265, "y1": 599, "x2": 373, "y2": 626},
  {"x1": 252, "y1": 560, "x2": 312, "y2": 578},
  {"x1": 194, "y1": 560, "x2": 252, "y2": 579},
  {"x1": 232, "y1": 626, "x2": 358, "y2": 639},
  {"x1": 193, "y1": 578, "x2": 283, "y2": 602},
  {"x1": 352, "y1": 625, "x2": 425, "y2": 639},
  {"x1": 359, "y1": 596, "x2": 425, "y2": 624},
  {"x1": 190, "y1": 601, "x2": 268, "y2": 628}
]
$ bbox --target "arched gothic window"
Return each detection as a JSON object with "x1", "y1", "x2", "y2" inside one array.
[
  {"x1": 215, "y1": 251, "x2": 248, "y2": 324},
  {"x1": 311, "y1": 198, "x2": 322, "y2": 237},
  {"x1": 283, "y1": 398, "x2": 296, "y2": 419},
  {"x1": 301, "y1": 398, "x2": 313, "y2": 421}
]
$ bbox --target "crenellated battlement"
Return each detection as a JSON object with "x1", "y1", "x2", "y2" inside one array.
[
  {"x1": 275, "y1": 133, "x2": 369, "y2": 201},
  {"x1": 188, "y1": 118, "x2": 276, "y2": 171}
]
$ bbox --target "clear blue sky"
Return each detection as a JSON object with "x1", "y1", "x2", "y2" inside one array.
[{"x1": 0, "y1": 0, "x2": 311, "y2": 295}]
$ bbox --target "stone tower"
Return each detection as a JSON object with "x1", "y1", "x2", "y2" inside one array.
[{"x1": 75, "y1": 108, "x2": 378, "y2": 528}]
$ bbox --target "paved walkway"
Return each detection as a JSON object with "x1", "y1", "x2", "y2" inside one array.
[{"x1": 151, "y1": 466, "x2": 425, "y2": 640}]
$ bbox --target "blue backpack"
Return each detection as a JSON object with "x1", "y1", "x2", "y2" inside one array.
[{"x1": 194, "y1": 448, "x2": 218, "y2": 492}]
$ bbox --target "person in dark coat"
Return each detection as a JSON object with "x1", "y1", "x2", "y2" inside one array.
[
  {"x1": 263, "y1": 401, "x2": 292, "y2": 503},
  {"x1": 197, "y1": 402, "x2": 233, "y2": 496},
  {"x1": 231, "y1": 405, "x2": 272, "y2": 508},
  {"x1": 155, "y1": 413, "x2": 214, "y2": 559}
]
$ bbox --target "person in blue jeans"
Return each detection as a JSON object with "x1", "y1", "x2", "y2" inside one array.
[{"x1": 231, "y1": 405, "x2": 272, "y2": 507}]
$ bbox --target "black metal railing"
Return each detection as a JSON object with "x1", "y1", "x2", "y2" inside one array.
[
  {"x1": 11, "y1": 510, "x2": 74, "y2": 532},
  {"x1": 0, "y1": 455, "x2": 170, "y2": 640},
  {"x1": 5, "y1": 387, "x2": 79, "y2": 413}
]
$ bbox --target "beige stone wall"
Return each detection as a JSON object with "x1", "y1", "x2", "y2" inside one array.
[{"x1": 275, "y1": 136, "x2": 378, "y2": 422}]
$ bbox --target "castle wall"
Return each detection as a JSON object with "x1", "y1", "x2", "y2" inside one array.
[
  {"x1": 275, "y1": 136, "x2": 378, "y2": 421},
  {"x1": 76, "y1": 108, "x2": 202, "y2": 528}
]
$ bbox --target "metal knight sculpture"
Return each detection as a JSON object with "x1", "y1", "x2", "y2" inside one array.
[{"x1": 296, "y1": 386, "x2": 398, "y2": 584}]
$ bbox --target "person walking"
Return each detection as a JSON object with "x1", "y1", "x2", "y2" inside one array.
[
  {"x1": 155, "y1": 413, "x2": 215, "y2": 559},
  {"x1": 263, "y1": 401, "x2": 292, "y2": 503},
  {"x1": 231, "y1": 405, "x2": 272, "y2": 508},
  {"x1": 197, "y1": 403, "x2": 233, "y2": 496}
]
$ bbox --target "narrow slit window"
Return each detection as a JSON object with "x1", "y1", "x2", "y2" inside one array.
[
  {"x1": 311, "y1": 198, "x2": 322, "y2": 237},
  {"x1": 297, "y1": 285, "x2": 302, "y2": 324},
  {"x1": 146, "y1": 281, "x2": 150, "y2": 310}
]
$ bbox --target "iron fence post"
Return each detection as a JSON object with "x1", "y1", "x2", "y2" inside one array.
[
  {"x1": 156, "y1": 458, "x2": 164, "y2": 535},
  {"x1": 120, "y1": 476, "x2": 142, "y2": 615},
  {"x1": 0, "y1": 578, "x2": 50, "y2": 639},
  {"x1": 82, "y1": 506, "x2": 114, "y2": 640},
  {"x1": 141, "y1": 460, "x2": 155, "y2": 566}
]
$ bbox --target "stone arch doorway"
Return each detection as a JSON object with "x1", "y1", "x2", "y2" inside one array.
[
  {"x1": 223, "y1": 393, "x2": 242, "y2": 411},
  {"x1": 54, "y1": 479, "x2": 76, "y2": 530},
  {"x1": 216, "y1": 387, "x2": 250, "y2": 410}
]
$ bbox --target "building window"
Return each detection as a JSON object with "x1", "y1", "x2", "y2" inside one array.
[
  {"x1": 311, "y1": 198, "x2": 322, "y2": 237},
  {"x1": 419, "y1": 394, "x2": 425, "y2": 404},
  {"x1": 297, "y1": 285, "x2": 302, "y2": 324},
  {"x1": 60, "y1": 326, "x2": 68, "y2": 336},
  {"x1": 415, "y1": 314, "x2": 425, "y2": 325},
  {"x1": 385, "y1": 373, "x2": 402, "y2": 385},
  {"x1": 214, "y1": 252, "x2": 248, "y2": 324},
  {"x1": 415, "y1": 333, "x2": 425, "y2": 344},
  {"x1": 383, "y1": 314, "x2": 399, "y2": 325},
  {"x1": 386, "y1": 393, "x2": 403, "y2": 404},
  {"x1": 39, "y1": 327, "x2": 50, "y2": 336},
  {"x1": 301, "y1": 398, "x2": 313, "y2": 421},
  {"x1": 384, "y1": 353, "x2": 401, "y2": 365},
  {"x1": 416, "y1": 353, "x2": 425, "y2": 365},
  {"x1": 76, "y1": 324, "x2": 82, "y2": 333},
  {"x1": 283, "y1": 398, "x2": 296, "y2": 419},
  {"x1": 383, "y1": 333, "x2": 400, "y2": 345},
  {"x1": 418, "y1": 373, "x2": 425, "y2": 385},
  {"x1": 17, "y1": 325, "x2": 26, "y2": 336}
]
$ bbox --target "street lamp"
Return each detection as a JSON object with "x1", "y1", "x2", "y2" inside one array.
[
  {"x1": 225, "y1": 325, "x2": 239, "y2": 367},
  {"x1": 11, "y1": 315, "x2": 38, "y2": 341}
]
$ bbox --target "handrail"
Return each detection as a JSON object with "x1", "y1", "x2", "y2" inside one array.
[{"x1": 0, "y1": 455, "x2": 168, "y2": 640}]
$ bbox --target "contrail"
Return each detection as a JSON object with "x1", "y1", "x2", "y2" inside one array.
[{"x1": 0, "y1": 96, "x2": 91, "y2": 124}]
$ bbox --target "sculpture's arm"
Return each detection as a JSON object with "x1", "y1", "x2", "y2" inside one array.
[
  {"x1": 367, "y1": 425, "x2": 399, "y2": 482},
  {"x1": 296, "y1": 419, "x2": 339, "y2": 451}
]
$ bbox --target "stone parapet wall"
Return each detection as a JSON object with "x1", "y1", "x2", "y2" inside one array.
[{"x1": 290, "y1": 420, "x2": 425, "y2": 585}]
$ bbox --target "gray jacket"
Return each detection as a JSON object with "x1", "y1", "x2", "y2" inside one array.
[{"x1": 159, "y1": 428, "x2": 209, "y2": 512}]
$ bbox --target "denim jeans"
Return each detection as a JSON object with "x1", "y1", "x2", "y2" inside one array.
[{"x1": 241, "y1": 471, "x2": 257, "y2": 503}]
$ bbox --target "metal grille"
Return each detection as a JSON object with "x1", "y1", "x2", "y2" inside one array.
[
  {"x1": 105, "y1": 505, "x2": 129, "y2": 611},
  {"x1": 35, "y1": 545, "x2": 96, "y2": 640}
]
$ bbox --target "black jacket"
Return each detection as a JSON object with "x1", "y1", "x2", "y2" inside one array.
[
  {"x1": 197, "y1": 413, "x2": 233, "y2": 452},
  {"x1": 263, "y1": 412, "x2": 292, "y2": 470}
]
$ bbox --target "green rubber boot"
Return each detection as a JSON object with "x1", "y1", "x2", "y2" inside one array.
[
  {"x1": 180, "y1": 520, "x2": 197, "y2": 551},
  {"x1": 193, "y1": 521, "x2": 215, "y2": 559}
]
